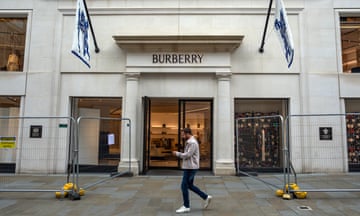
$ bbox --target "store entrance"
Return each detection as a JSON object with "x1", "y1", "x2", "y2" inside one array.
[
  {"x1": 71, "y1": 97, "x2": 122, "y2": 173},
  {"x1": 143, "y1": 98, "x2": 212, "y2": 173}
]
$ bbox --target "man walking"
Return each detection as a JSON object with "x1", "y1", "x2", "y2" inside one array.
[{"x1": 172, "y1": 128, "x2": 212, "y2": 213}]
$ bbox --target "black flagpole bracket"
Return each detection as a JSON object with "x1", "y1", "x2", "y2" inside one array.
[
  {"x1": 83, "y1": 0, "x2": 100, "y2": 53},
  {"x1": 259, "y1": 0, "x2": 273, "y2": 53}
]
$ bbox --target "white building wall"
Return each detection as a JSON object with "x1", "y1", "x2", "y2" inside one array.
[{"x1": 0, "y1": 0, "x2": 359, "y2": 174}]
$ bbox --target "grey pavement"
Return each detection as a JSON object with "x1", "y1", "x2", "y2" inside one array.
[{"x1": 0, "y1": 173, "x2": 360, "y2": 216}]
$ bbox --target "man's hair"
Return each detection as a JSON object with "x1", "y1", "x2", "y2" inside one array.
[{"x1": 182, "y1": 128, "x2": 192, "y2": 135}]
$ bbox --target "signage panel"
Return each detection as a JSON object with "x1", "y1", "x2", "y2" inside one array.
[
  {"x1": 126, "y1": 52, "x2": 231, "y2": 68},
  {"x1": 0, "y1": 136, "x2": 16, "y2": 148},
  {"x1": 319, "y1": 127, "x2": 332, "y2": 141}
]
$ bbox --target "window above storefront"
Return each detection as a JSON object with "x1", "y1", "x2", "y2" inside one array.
[
  {"x1": 0, "y1": 96, "x2": 20, "y2": 108},
  {"x1": 0, "y1": 18, "x2": 27, "y2": 72},
  {"x1": 341, "y1": 17, "x2": 360, "y2": 73}
]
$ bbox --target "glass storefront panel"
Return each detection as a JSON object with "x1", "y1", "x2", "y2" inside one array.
[
  {"x1": 345, "y1": 99, "x2": 360, "y2": 172},
  {"x1": 149, "y1": 99, "x2": 179, "y2": 168},
  {"x1": 143, "y1": 98, "x2": 213, "y2": 172},
  {"x1": 181, "y1": 101, "x2": 212, "y2": 169},
  {"x1": 72, "y1": 97, "x2": 122, "y2": 172},
  {"x1": 234, "y1": 99, "x2": 288, "y2": 172},
  {"x1": 0, "y1": 96, "x2": 21, "y2": 173}
]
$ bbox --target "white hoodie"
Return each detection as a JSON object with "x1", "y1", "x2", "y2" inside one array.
[{"x1": 175, "y1": 136, "x2": 200, "y2": 169}]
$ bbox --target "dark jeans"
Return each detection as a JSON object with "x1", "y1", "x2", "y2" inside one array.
[{"x1": 181, "y1": 169, "x2": 208, "y2": 208}]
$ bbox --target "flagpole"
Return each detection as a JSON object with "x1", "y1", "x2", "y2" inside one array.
[
  {"x1": 259, "y1": 0, "x2": 273, "y2": 53},
  {"x1": 82, "y1": 0, "x2": 100, "y2": 53}
]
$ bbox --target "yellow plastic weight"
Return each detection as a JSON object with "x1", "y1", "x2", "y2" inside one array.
[
  {"x1": 294, "y1": 191, "x2": 307, "y2": 199},
  {"x1": 275, "y1": 189, "x2": 284, "y2": 197},
  {"x1": 285, "y1": 183, "x2": 297, "y2": 192},
  {"x1": 55, "y1": 191, "x2": 67, "y2": 199},
  {"x1": 282, "y1": 193, "x2": 293, "y2": 200},
  {"x1": 63, "y1": 184, "x2": 70, "y2": 191},
  {"x1": 79, "y1": 188, "x2": 85, "y2": 196},
  {"x1": 65, "y1": 183, "x2": 73, "y2": 189},
  {"x1": 292, "y1": 186, "x2": 300, "y2": 192},
  {"x1": 58, "y1": 182, "x2": 81, "y2": 199},
  {"x1": 65, "y1": 182, "x2": 78, "y2": 191}
]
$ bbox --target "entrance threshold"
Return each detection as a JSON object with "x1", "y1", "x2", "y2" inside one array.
[{"x1": 145, "y1": 169, "x2": 213, "y2": 176}]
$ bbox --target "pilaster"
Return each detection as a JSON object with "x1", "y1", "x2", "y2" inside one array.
[
  {"x1": 118, "y1": 73, "x2": 140, "y2": 175},
  {"x1": 214, "y1": 72, "x2": 235, "y2": 175}
]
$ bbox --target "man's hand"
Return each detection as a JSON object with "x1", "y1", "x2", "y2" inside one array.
[{"x1": 172, "y1": 151, "x2": 177, "y2": 156}]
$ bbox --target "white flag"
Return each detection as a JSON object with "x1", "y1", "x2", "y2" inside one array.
[
  {"x1": 274, "y1": 0, "x2": 294, "y2": 68},
  {"x1": 71, "y1": 0, "x2": 90, "y2": 68}
]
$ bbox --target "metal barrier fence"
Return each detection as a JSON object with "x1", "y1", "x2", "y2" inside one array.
[
  {"x1": 76, "y1": 116, "x2": 132, "y2": 191},
  {"x1": 3, "y1": 113, "x2": 359, "y2": 199},
  {"x1": 0, "y1": 116, "x2": 78, "y2": 196},
  {"x1": 235, "y1": 115, "x2": 286, "y2": 189},
  {"x1": 284, "y1": 113, "x2": 360, "y2": 195},
  {"x1": 0, "y1": 115, "x2": 133, "y2": 199},
  {"x1": 235, "y1": 113, "x2": 360, "y2": 199}
]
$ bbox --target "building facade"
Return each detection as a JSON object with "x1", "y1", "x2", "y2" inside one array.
[{"x1": 0, "y1": 0, "x2": 360, "y2": 175}]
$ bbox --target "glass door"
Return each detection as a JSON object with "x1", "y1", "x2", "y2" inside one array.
[
  {"x1": 142, "y1": 96, "x2": 151, "y2": 173},
  {"x1": 148, "y1": 98, "x2": 179, "y2": 169},
  {"x1": 180, "y1": 100, "x2": 212, "y2": 170},
  {"x1": 143, "y1": 98, "x2": 213, "y2": 172}
]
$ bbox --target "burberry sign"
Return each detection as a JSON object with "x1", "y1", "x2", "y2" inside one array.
[{"x1": 152, "y1": 53, "x2": 204, "y2": 64}]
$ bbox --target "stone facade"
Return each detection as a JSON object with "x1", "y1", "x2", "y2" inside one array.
[{"x1": 0, "y1": 0, "x2": 360, "y2": 174}]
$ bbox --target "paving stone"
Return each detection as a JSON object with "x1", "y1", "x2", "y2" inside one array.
[
  {"x1": 0, "y1": 199, "x2": 16, "y2": 209},
  {"x1": 279, "y1": 210, "x2": 297, "y2": 216},
  {"x1": 0, "y1": 174, "x2": 359, "y2": 215},
  {"x1": 206, "y1": 188, "x2": 229, "y2": 197},
  {"x1": 255, "y1": 190, "x2": 274, "y2": 199}
]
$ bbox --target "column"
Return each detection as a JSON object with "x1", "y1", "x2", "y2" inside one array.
[
  {"x1": 118, "y1": 73, "x2": 140, "y2": 175},
  {"x1": 215, "y1": 72, "x2": 235, "y2": 175}
]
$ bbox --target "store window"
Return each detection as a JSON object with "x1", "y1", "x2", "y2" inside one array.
[
  {"x1": 143, "y1": 98, "x2": 212, "y2": 173},
  {"x1": 72, "y1": 97, "x2": 122, "y2": 172},
  {"x1": 0, "y1": 96, "x2": 21, "y2": 173},
  {"x1": 345, "y1": 99, "x2": 360, "y2": 172},
  {"x1": 234, "y1": 99, "x2": 288, "y2": 172},
  {"x1": 341, "y1": 17, "x2": 360, "y2": 73},
  {"x1": 0, "y1": 17, "x2": 27, "y2": 72}
]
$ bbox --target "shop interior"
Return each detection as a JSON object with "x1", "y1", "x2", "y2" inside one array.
[
  {"x1": 144, "y1": 98, "x2": 212, "y2": 171},
  {"x1": 0, "y1": 18, "x2": 27, "y2": 72},
  {"x1": 0, "y1": 96, "x2": 21, "y2": 173},
  {"x1": 341, "y1": 17, "x2": 360, "y2": 73},
  {"x1": 72, "y1": 97, "x2": 122, "y2": 172}
]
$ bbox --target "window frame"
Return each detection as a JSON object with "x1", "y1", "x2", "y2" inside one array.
[
  {"x1": 336, "y1": 10, "x2": 360, "y2": 74},
  {"x1": 0, "y1": 11, "x2": 31, "y2": 73}
]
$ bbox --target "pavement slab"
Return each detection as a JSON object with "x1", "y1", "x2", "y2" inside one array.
[{"x1": 0, "y1": 173, "x2": 359, "y2": 215}]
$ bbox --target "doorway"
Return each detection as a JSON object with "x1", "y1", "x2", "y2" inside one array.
[
  {"x1": 71, "y1": 97, "x2": 122, "y2": 173},
  {"x1": 143, "y1": 98, "x2": 212, "y2": 173}
]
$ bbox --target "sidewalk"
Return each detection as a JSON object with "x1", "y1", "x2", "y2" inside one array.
[{"x1": 0, "y1": 173, "x2": 359, "y2": 216}]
